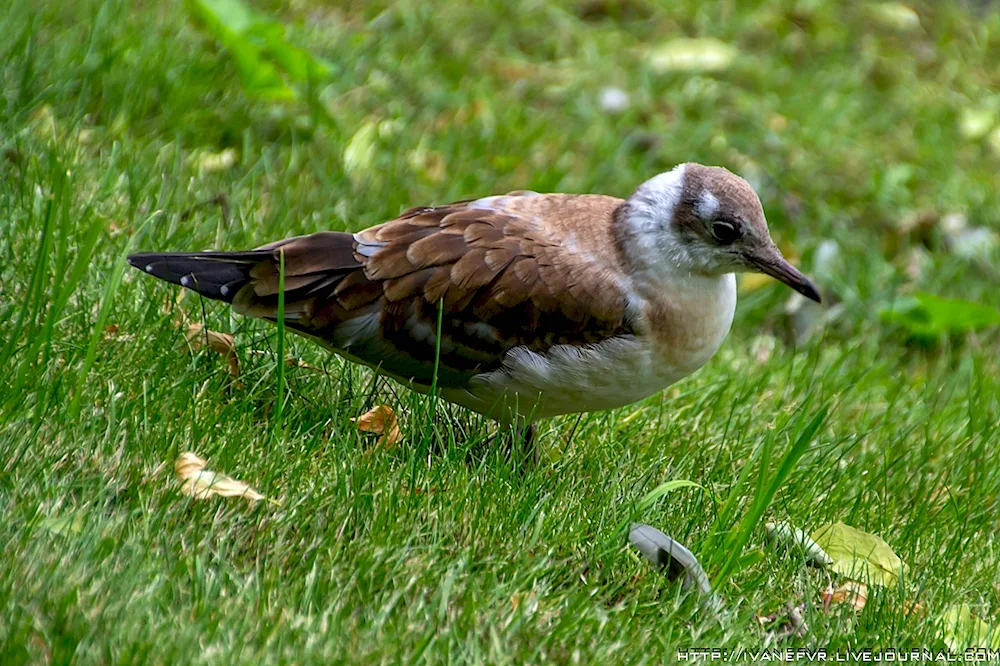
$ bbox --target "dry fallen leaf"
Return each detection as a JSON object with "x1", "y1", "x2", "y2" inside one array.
[
  {"x1": 175, "y1": 451, "x2": 266, "y2": 502},
  {"x1": 285, "y1": 357, "x2": 328, "y2": 374},
  {"x1": 186, "y1": 323, "x2": 239, "y2": 377},
  {"x1": 352, "y1": 405, "x2": 403, "y2": 447},
  {"x1": 824, "y1": 581, "x2": 869, "y2": 612}
]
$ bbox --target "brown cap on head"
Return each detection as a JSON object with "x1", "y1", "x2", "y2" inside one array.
[
  {"x1": 678, "y1": 163, "x2": 768, "y2": 236},
  {"x1": 681, "y1": 164, "x2": 821, "y2": 303}
]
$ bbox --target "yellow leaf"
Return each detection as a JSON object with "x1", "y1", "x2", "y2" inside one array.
[
  {"x1": 938, "y1": 604, "x2": 1000, "y2": 651},
  {"x1": 352, "y1": 405, "x2": 402, "y2": 447},
  {"x1": 174, "y1": 451, "x2": 266, "y2": 502},
  {"x1": 186, "y1": 323, "x2": 239, "y2": 377},
  {"x1": 811, "y1": 522, "x2": 908, "y2": 587}
]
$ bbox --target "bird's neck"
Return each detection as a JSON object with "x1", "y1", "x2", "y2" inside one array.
[
  {"x1": 634, "y1": 271, "x2": 737, "y2": 373},
  {"x1": 611, "y1": 200, "x2": 703, "y2": 287},
  {"x1": 611, "y1": 203, "x2": 737, "y2": 365}
]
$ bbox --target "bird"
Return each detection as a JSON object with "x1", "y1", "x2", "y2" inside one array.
[{"x1": 129, "y1": 163, "x2": 820, "y2": 459}]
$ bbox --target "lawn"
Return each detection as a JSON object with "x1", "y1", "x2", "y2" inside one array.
[{"x1": 2, "y1": 0, "x2": 1000, "y2": 663}]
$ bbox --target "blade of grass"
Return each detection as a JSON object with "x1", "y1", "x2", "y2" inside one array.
[
  {"x1": 66, "y1": 213, "x2": 157, "y2": 420},
  {"x1": 702, "y1": 437, "x2": 767, "y2": 555},
  {"x1": 614, "y1": 479, "x2": 706, "y2": 537},
  {"x1": 711, "y1": 405, "x2": 828, "y2": 587}
]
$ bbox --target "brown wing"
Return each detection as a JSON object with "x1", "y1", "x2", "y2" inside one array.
[{"x1": 130, "y1": 193, "x2": 635, "y2": 389}]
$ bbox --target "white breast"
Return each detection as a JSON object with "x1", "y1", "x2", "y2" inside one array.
[{"x1": 465, "y1": 274, "x2": 737, "y2": 421}]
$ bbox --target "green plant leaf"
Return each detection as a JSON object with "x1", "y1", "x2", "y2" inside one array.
[
  {"x1": 245, "y1": 21, "x2": 331, "y2": 82},
  {"x1": 810, "y1": 521, "x2": 908, "y2": 587},
  {"x1": 938, "y1": 604, "x2": 1000, "y2": 651},
  {"x1": 185, "y1": 0, "x2": 330, "y2": 100},
  {"x1": 880, "y1": 292, "x2": 1000, "y2": 340}
]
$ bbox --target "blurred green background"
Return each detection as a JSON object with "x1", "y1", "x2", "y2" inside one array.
[{"x1": 2, "y1": 0, "x2": 1000, "y2": 662}]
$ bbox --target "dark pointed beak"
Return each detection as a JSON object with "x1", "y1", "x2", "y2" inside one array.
[{"x1": 747, "y1": 252, "x2": 822, "y2": 303}]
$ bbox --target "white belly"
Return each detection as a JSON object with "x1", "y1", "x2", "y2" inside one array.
[
  {"x1": 469, "y1": 337, "x2": 690, "y2": 420},
  {"x1": 445, "y1": 273, "x2": 737, "y2": 422}
]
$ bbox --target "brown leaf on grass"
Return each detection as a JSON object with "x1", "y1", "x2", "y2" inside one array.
[
  {"x1": 186, "y1": 323, "x2": 239, "y2": 377},
  {"x1": 352, "y1": 405, "x2": 402, "y2": 447},
  {"x1": 103, "y1": 324, "x2": 136, "y2": 342},
  {"x1": 175, "y1": 451, "x2": 266, "y2": 502},
  {"x1": 106, "y1": 213, "x2": 135, "y2": 237},
  {"x1": 169, "y1": 302, "x2": 239, "y2": 377},
  {"x1": 823, "y1": 581, "x2": 869, "y2": 612}
]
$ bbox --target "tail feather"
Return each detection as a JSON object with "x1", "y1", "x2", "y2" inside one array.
[
  {"x1": 127, "y1": 232, "x2": 366, "y2": 308},
  {"x1": 127, "y1": 251, "x2": 269, "y2": 303}
]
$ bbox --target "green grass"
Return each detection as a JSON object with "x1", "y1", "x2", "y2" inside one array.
[{"x1": 2, "y1": 0, "x2": 1000, "y2": 662}]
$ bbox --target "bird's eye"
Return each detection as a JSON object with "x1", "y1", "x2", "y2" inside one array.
[{"x1": 711, "y1": 220, "x2": 741, "y2": 245}]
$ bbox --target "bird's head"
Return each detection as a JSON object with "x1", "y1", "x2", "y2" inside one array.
[{"x1": 620, "y1": 163, "x2": 821, "y2": 303}]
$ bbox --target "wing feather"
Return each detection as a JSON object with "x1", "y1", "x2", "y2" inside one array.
[{"x1": 130, "y1": 193, "x2": 634, "y2": 391}]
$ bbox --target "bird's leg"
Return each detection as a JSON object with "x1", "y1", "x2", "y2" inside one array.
[{"x1": 506, "y1": 418, "x2": 537, "y2": 469}]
